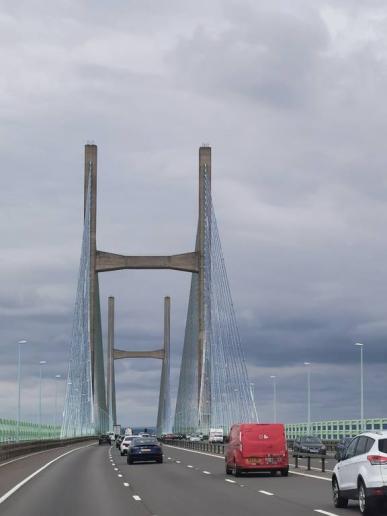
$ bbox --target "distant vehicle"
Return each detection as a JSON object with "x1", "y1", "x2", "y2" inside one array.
[
  {"x1": 98, "y1": 434, "x2": 110, "y2": 445},
  {"x1": 125, "y1": 427, "x2": 133, "y2": 436},
  {"x1": 209, "y1": 428, "x2": 224, "y2": 443},
  {"x1": 189, "y1": 435, "x2": 201, "y2": 442},
  {"x1": 332, "y1": 431, "x2": 387, "y2": 515},
  {"x1": 127, "y1": 437, "x2": 163, "y2": 464},
  {"x1": 116, "y1": 435, "x2": 123, "y2": 449},
  {"x1": 120, "y1": 436, "x2": 135, "y2": 456},
  {"x1": 108, "y1": 432, "x2": 115, "y2": 442},
  {"x1": 162, "y1": 433, "x2": 179, "y2": 440},
  {"x1": 293, "y1": 436, "x2": 326, "y2": 456},
  {"x1": 138, "y1": 432, "x2": 150, "y2": 438},
  {"x1": 225, "y1": 423, "x2": 289, "y2": 477},
  {"x1": 335, "y1": 437, "x2": 354, "y2": 461}
]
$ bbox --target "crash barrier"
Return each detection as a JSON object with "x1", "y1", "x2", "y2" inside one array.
[
  {"x1": 0, "y1": 436, "x2": 97, "y2": 462},
  {"x1": 292, "y1": 453, "x2": 327, "y2": 472},
  {"x1": 161, "y1": 439, "x2": 335, "y2": 472},
  {"x1": 287, "y1": 439, "x2": 338, "y2": 453}
]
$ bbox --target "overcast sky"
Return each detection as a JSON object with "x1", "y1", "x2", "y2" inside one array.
[{"x1": 2, "y1": 0, "x2": 387, "y2": 428}]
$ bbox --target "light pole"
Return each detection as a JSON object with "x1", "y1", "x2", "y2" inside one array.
[
  {"x1": 17, "y1": 340, "x2": 27, "y2": 442},
  {"x1": 270, "y1": 376, "x2": 277, "y2": 423},
  {"x1": 54, "y1": 374, "x2": 61, "y2": 429},
  {"x1": 304, "y1": 362, "x2": 311, "y2": 434},
  {"x1": 355, "y1": 343, "x2": 364, "y2": 430},
  {"x1": 39, "y1": 361, "x2": 47, "y2": 435},
  {"x1": 250, "y1": 383, "x2": 259, "y2": 422}
]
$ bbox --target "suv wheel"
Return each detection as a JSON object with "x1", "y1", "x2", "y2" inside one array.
[
  {"x1": 358, "y1": 480, "x2": 377, "y2": 515},
  {"x1": 332, "y1": 477, "x2": 348, "y2": 508}
]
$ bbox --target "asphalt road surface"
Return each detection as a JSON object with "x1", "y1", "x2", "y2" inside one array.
[{"x1": 0, "y1": 440, "x2": 383, "y2": 516}]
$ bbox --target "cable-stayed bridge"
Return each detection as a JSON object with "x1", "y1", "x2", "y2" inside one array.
[{"x1": 61, "y1": 144, "x2": 256, "y2": 438}]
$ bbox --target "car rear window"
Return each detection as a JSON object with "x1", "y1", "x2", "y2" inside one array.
[{"x1": 378, "y1": 439, "x2": 387, "y2": 453}]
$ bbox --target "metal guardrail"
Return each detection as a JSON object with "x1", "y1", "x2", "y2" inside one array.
[
  {"x1": 0, "y1": 436, "x2": 97, "y2": 462},
  {"x1": 161, "y1": 439, "x2": 334, "y2": 473}
]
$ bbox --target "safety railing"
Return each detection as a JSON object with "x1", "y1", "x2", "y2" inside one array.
[{"x1": 0, "y1": 417, "x2": 61, "y2": 443}]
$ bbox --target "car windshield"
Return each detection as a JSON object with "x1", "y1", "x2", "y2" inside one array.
[
  {"x1": 301, "y1": 436, "x2": 322, "y2": 444},
  {"x1": 123, "y1": 437, "x2": 133, "y2": 442},
  {"x1": 132, "y1": 437, "x2": 158, "y2": 446}
]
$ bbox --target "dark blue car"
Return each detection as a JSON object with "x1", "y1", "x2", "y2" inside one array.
[{"x1": 127, "y1": 437, "x2": 163, "y2": 464}]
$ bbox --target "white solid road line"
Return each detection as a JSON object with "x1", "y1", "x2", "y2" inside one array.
[
  {"x1": 0, "y1": 442, "x2": 96, "y2": 505},
  {"x1": 259, "y1": 490, "x2": 274, "y2": 496},
  {"x1": 314, "y1": 510, "x2": 339, "y2": 516},
  {"x1": 0, "y1": 446, "x2": 77, "y2": 469},
  {"x1": 133, "y1": 495, "x2": 142, "y2": 501},
  {"x1": 225, "y1": 479, "x2": 236, "y2": 484},
  {"x1": 203, "y1": 470, "x2": 211, "y2": 475},
  {"x1": 289, "y1": 470, "x2": 330, "y2": 481}
]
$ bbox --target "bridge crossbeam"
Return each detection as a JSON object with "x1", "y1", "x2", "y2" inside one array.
[{"x1": 96, "y1": 251, "x2": 199, "y2": 273}]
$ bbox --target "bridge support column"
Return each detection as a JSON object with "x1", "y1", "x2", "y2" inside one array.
[
  {"x1": 157, "y1": 296, "x2": 171, "y2": 436},
  {"x1": 107, "y1": 296, "x2": 117, "y2": 430},
  {"x1": 198, "y1": 146, "x2": 211, "y2": 432},
  {"x1": 84, "y1": 144, "x2": 107, "y2": 431}
]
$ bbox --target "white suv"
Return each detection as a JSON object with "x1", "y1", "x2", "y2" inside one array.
[
  {"x1": 332, "y1": 431, "x2": 387, "y2": 515},
  {"x1": 120, "y1": 436, "x2": 135, "y2": 456}
]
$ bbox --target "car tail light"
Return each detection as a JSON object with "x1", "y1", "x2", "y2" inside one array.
[{"x1": 367, "y1": 455, "x2": 387, "y2": 465}]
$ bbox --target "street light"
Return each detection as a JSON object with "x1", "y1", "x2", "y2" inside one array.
[
  {"x1": 250, "y1": 383, "x2": 259, "y2": 422},
  {"x1": 355, "y1": 343, "x2": 364, "y2": 430},
  {"x1": 39, "y1": 361, "x2": 47, "y2": 434},
  {"x1": 304, "y1": 362, "x2": 311, "y2": 434},
  {"x1": 270, "y1": 376, "x2": 277, "y2": 423},
  {"x1": 17, "y1": 339, "x2": 27, "y2": 442},
  {"x1": 54, "y1": 374, "x2": 61, "y2": 428}
]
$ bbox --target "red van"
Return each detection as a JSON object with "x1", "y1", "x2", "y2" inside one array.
[{"x1": 225, "y1": 423, "x2": 289, "y2": 476}]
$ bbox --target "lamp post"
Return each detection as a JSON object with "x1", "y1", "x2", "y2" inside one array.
[
  {"x1": 54, "y1": 374, "x2": 61, "y2": 429},
  {"x1": 355, "y1": 343, "x2": 364, "y2": 431},
  {"x1": 270, "y1": 376, "x2": 277, "y2": 423},
  {"x1": 304, "y1": 362, "x2": 311, "y2": 434},
  {"x1": 39, "y1": 361, "x2": 47, "y2": 435},
  {"x1": 250, "y1": 383, "x2": 259, "y2": 422}
]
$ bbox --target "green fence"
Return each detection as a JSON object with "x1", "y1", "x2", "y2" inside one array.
[
  {"x1": 286, "y1": 418, "x2": 387, "y2": 441},
  {"x1": 0, "y1": 418, "x2": 61, "y2": 443}
]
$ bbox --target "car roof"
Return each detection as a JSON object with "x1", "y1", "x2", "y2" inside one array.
[{"x1": 357, "y1": 431, "x2": 387, "y2": 439}]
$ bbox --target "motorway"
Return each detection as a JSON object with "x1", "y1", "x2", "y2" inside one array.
[{"x1": 0, "y1": 441, "x2": 376, "y2": 516}]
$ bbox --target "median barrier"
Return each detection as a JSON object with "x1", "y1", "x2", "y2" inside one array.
[
  {"x1": 0, "y1": 436, "x2": 97, "y2": 462},
  {"x1": 292, "y1": 452, "x2": 328, "y2": 472}
]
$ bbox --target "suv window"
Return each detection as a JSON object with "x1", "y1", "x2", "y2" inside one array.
[
  {"x1": 345, "y1": 437, "x2": 358, "y2": 459},
  {"x1": 378, "y1": 439, "x2": 387, "y2": 453},
  {"x1": 365, "y1": 438, "x2": 375, "y2": 453},
  {"x1": 356, "y1": 436, "x2": 368, "y2": 455}
]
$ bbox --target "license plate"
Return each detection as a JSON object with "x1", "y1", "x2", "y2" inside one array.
[
  {"x1": 141, "y1": 448, "x2": 151, "y2": 452},
  {"x1": 248, "y1": 458, "x2": 261, "y2": 464}
]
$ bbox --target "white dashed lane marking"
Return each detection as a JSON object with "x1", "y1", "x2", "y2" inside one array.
[
  {"x1": 187, "y1": 465, "x2": 193, "y2": 468},
  {"x1": 118, "y1": 474, "x2": 123, "y2": 477},
  {"x1": 314, "y1": 510, "x2": 339, "y2": 516},
  {"x1": 114, "y1": 468, "x2": 118, "y2": 471},
  {"x1": 203, "y1": 470, "x2": 211, "y2": 475},
  {"x1": 123, "y1": 482, "x2": 130, "y2": 487},
  {"x1": 259, "y1": 490, "x2": 274, "y2": 496},
  {"x1": 133, "y1": 495, "x2": 142, "y2": 501},
  {"x1": 225, "y1": 479, "x2": 236, "y2": 484}
]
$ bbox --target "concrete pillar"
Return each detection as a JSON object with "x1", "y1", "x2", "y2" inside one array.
[
  {"x1": 197, "y1": 146, "x2": 211, "y2": 410},
  {"x1": 107, "y1": 296, "x2": 117, "y2": 429},
  {"x1": 84, "y1": 144, "x2": 107, "y2": 430},
  {"x1": 157, "y1": 296, "x2": 171, "y2": 435}
]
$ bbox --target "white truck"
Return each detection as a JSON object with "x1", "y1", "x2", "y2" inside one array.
[{"x1": 209, "y1": 428, "x2": 224, "y2": 443}]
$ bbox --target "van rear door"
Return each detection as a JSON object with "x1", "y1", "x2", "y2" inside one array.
[{"x1": 241, "y1": 425, "x2": 286, "y2": 463}]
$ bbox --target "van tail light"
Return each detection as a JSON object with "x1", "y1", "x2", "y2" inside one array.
[{"x1": 367, "y1": 455, "x2": 387, "y2": 465}]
